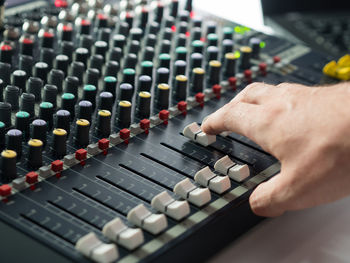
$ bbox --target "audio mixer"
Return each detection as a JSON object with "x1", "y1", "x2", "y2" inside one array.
[{"x1": 0, "y1": 0, "x2": 340, "y2": 262}]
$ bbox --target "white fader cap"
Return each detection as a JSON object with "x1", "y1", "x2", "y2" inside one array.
[
  {"x1": 214, "y1": 155, "x2": 250, "y2": 182},
  {"x1": 183, "y1": 122, "x2": 216, "y2": 146}
]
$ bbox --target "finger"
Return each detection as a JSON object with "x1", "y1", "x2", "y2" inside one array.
[
  {"x1": 236, "y1": 82, "x2": 279, "y2": 105},
  {"x1": 249, "y1": 174, "x2": 289, "y2": 217},
  {"x1": 201, "y1": 101, "x2": 262, "y2": 137}
]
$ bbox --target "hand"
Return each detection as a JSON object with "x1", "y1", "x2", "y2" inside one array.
[{"x1": 201, "y1": 82, "x2": 350, "y2": 217}]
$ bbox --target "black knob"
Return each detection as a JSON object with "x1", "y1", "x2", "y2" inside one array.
[
  {"x1": 107, "y1": 48, "x2": 122, "y2": 64},
  {"x1": 1, "y1": 150, "x2": 17, "y2": 182},
  {"x1": 96, "y1": 13, "x2": 109, "y2": 28},
  {"x1": 27, "y1": 77, "x2": 43, "y2": 102},
  {"x1": 61, "y1": 93, "x2": 76, "y2": 119},
  {"x1": 94, "y1": 41, "x2": 108, "y2": 59},
  {"x1": 209, "y1": 60, "x2": 222, "y2": 85},
  {"x1": 19, "y1": 55, "x2": 33, "y2": 77},
  {"x1": 240, "y1": 46, "x2": 252, "y2": 70},
  {"x1": 156, "y1": 83, "x2": 170, "y2": 110},
  {"x1": 27, "y1": 139, "x2": 43, "y2": 169},
  {"x1": 0, "y1": 122, "x2": 5, "y2": 151},
  {"x1": 207, "y1": 33, "x2": 218, "y2": 46},
  {"x1": 170, "y1": 0, "x2": 179, "y2": 17},
  {"x1": 185, "y1": 0, "x2": 193, "y2": 12},
  {"x1": 103, "y1": 76, "x2": 117, "y2": 100},
  {"x1": 142, "y1": 46, "x2": 155, "y2": 61},
  {"x1": 159, "y1": 53, "x2": 171, "y2": 68},
  {"x1": 159, "y1": 40, "x2": 171, "y2": 54},
  {"x1": 15, "y1": 111, "x2": 30, "y2": 138},
  {"x1": 97, "y1": 28, "x2": 111, "y2": 44},
  {"x1": 149, "y1": 21, "x2": 159, "y2": 35},
  {"x1": 175, "y1": 47, "x2": 187, "y2": 61},
  {"x1": 153, "y1": 2, "x2": 164, "y2": 23},
  {"x1": 105, "y1": 61, "x2": 120, "y2": 78},
  {"x1": 191, "y1": 27, "x2": 202, "y2": 42},
  {"x1": 82, "y1": 85, "x2": 97, "y2": 109},
  {"x1": 40, "y1": 48, "x2": 55, "y2": 69},
  {"x1": 179, "y1": 21, "x2": 188, "y2": 34},
  {"x1": 124, "y1": 53, "x2": 138, "y2": 69},
  {"x1": 76, "y1": 18, "x2": 91, "y2": 35},
  {"x1": 6, "y1": 129, "x2": 22, "y2": 158},
  {"x1": 122, "y1": 68, "x2": 136, "y2": 87},
  {"x1": 176, "y1": 33, "x2": 187, "y2": 47},
  {"x1": 156, "y1": 67, "x2": 170, "y2": 85},
  {"x1": 145, "y1": 34, "x2": 157, "y2": 47},
  {"x1": 0, "y1": 62, "x2": 11, "y2": 86},
  {"x1": 79, "y1": 35, "x2": 93, "y2": 54},
  {"x1": 31, "y1": 119, "x2": 48, "y2": 146},
  {"x1": 0, "y1": 79, "x2": 3, "y2": 101},
  {"x1": 206, "y1": 21, "x2": 217, "y2": 35},
  {"x1": 224, "y1": 53, "x2": 237, "y2": 77},
  {"x1": 174, "y1": 75, "x2": 188, "y2": 101},
  {"x1": 69, "y1": 61, "x2": 85, "y2": 85},
  {"x1": 113, "y1": 34, "x2": 126, "y2": 50},
  {"x1": 55, "y1": 110, "x2": 71, "y2": 134},
  {"x1": 96, "y1": 110, "x2": 111, "y2": 137},
  {"x1": 174, "y1": 60, "x2": 187, "y2": 76},
  {"x1": 48, "y1": 69, "x2": 64, "y2": 93},
  {"x1": 138, "y1": 75, "x2": 152, "y2": 92},
  {"x1": 117, "y1": 21, "x2": 130, "y2": 37},
  {"x1": 19, "y1": 36, "x2": 34, "y2": 56},
  {"x1": 54, "y1": 54, "x2": 69, "y2": 76},
  {"x1": 78, "y1": 100, "x2": 93, "y2": 122},
  {"x1": 64, "y1": 76, "x2": 79, "y2": 100},
  {"x1": 137, "y1": 91, "x2": 151, "y2": 119},
  {"x1": 179, "y1": 10, "x2": 190, "y2": 22},
  {"x1": 74, "y1": 47, "x2": 89, "y2": 67},
  {"x1": 140, "y1": 61, "x2": 153, "y2": 77},
  {"x1": 39, "y1": 102, "x2": 54, "y2": 129},
  {"x1": 75, "y1": 119, "x2": 90, "y2": 147},
  {"x1": 89, "y1": 54, "x2": 104, "y2": 74},
  {"x1": 20, "y1": 93, "x2": 35, "y2": 118},
  {"x1": 4, "y1": 85, "x2": 20, "y2": 110},
  {"x1": 223, "y1": 27, "x2": 234, "y2": 40},
  {"x1": 127, "y1": 40, "x2": 140, "y2": 55},
  {"x1": 0, "y1": 102, "x2": 12, "y2": 127},
  {"x1": 207, "y1": 46, "x2": 219, "y2": 63},
  {"x1": 222, "y1": 39, "x2": 234, "y2": 58},
  {"x1": 250, "y1": 37, "x2": 261, "y2": 59},
  {"x1": 85, "y1": 68, "x2": 100, "y2": 88},
  {"x1": 117, "y1": 101, "x2": 132, "y2": 128},
  {"x1": 162, "y1": 28, "x2": 173, "y2": 42},
  {"x1": 190, "y1": 53, "x2": 203, "y2": 70},
  {"x1": 33, "y1": 62, "x2": 49, "y2": 83},
  {"x1": 52, "y1": 129, "x2": 67, "y2": 159},
  {"x1": 138, "y1": 7, "x2": 149, "y2": 29},
  {"x1": 192, "y1": 40, "x2": 204, "y2": 54},
  {"x1": 43, "y1": 84, "x2": 58, "y2": 108},
  {"x1": 191, "y1": 68, "x2": 205, "y2": 93},
  {"x1": 0, "y1": 42, "x2": 14, "y2": 64},
  {"x1": 38, "y1": 29, "x2": 54, "y2": 49},
  {"x1": 58, "y1": 22, "x2": 73, "y2": 41},
  {"x1": 119, "y1": 83, "x2": 133, "y2": 102},
  {"x1": 130, "y1": 28, "x2": 143, "y2": 41}
]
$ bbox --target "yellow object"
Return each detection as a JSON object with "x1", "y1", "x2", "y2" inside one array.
[
  {"x1": 193, "y1": 68, "x2": 205, "y2": 74},
  {"x1": 175, "y1": 75, "x2": 188, "y2": 82},
  {"x1": 76, "y1": 119, "x2": 90, "y2": 126},
  {"x1": 119, "y1": 101, "x2": 132, "y2": 107},
  {"x1": 139, "y1": 92, "x2": 151, "y2": 98},
  {"x1": 225, "y1": 53, "x2": 237, "y2": 60},
  {"x1": 28, "y1": 139, "x2": 43, "y2": 147},
  {"x1": 98, "y1": 110, "x2": 112, "y2": 117},
  {"x1": 323, "y1": 55, "x2": 350, "y2": 81},
  {"x1": 1, "y1": 150, "x2": 16, "y2": 158},
  {"x1": 209, "y1": 60, "x2": 221, "y2": 68},
  {"x1": 158, "y1": 84, "x2": 170, "y2": 90},
  {"x1": 53, "y1": 128, "x2": 67, "y2": 136}
]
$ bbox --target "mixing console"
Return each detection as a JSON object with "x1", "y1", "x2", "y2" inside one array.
[{"x1": 0, "y1": 0, "x2": 335, "y2": 262}]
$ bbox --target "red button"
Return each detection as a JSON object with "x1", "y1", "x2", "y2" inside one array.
[
  {"x1": 97, "y1": 13, "x2": 107, "y2": 20},
  {"x1": 51, "y1": 160, "x2": 63, "y2": 173},
  {"x1": 171, "y1": 25, "x2": 176, "y2": 32},
  {"x1": 244, "y1": 69, "x2": 252, "y2": 79},
  {"x1": 75, "y1": 149, "x2": 87, "y2": 161},
  {"x1": 22, "y1": 38, "x2": 33, "y2": 45},
  {"x1": 228, "y1": 77, "x2": 237, "y2": 89},
  {"x1": 177, "y1": 101, "x2": 187, "y2": 112},
  {"x1": 0, "y1": 44, "x2": 12, "y2": 51},
  {"x1": 195, "y1": 92, "x2": 205, "y2": 105},
  {"x1": 159, "y1": 110, "x2": 170, "y2": 124},
  {"x1": 43, "y1": 31, "x2": 54, "y2": 38},
  {"x1": 55, "y1": 0, "x2": 67, "y2": 8},
  {"x1": 81, "y1": 19, "x2": 91, "y2": 26},
  {"x1": 212, "y1": 84, "x2": 222, "y2": 99},
  {"x1": 273, "y1": 56, "x2": 281, "y2": 63},
  {"x1": 26, "y1": 172, "x2": 38, "y2": 184},
  {"x1": 120, "y1": 129, "x2": 130, "y2": 140},
  {"x1": 0, "y1": 185, "x2": 11, "y2": 197},
  {"x1": 140, "y1": 119, "x2": 150, "y2": 130},
  {"x1": 62, "y1": 25, "x2": 73, "y2": 32},
  {"x1": 98, "y1": 138, "x2": 110, "y2": 150}
]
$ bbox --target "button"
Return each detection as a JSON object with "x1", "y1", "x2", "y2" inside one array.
[
  {"x1": 0, "y1": 184, "x2": 12, "y2": 197},
  {"x1": 194, "y1": 166, "x2": 231, "y2": 194},
  {"x1": 97, "y1": 110, "x2": 111, "y2": 137},
  {"x1": 102, "y1": 218, "x2": 144, "y2": 250},
  {"x1": 173, "y1": 178, "x2": 211, "y2": 207},
  {"x1": 156, "y1": 84, "x2": 170, "y2": 110},
  {"x1": 183, "y1": 122, "x2": 216, "y2": 146},
  {"x1": 214, "y1": 155, "x2": 250, "y2": 182},
  {"x1": 208, "y1": 60, "x2": 222, "y2": 85},
  {"x1": 224, "y1": 53, "x2": 237, "y2": 77},
  {"x1": 127, "y1": 204, "x2": 167, "y2": 235},
  {"x1": 75, "y1": 232, "x2": 119, "y2": 263},
  {"x1": 27, "y1": 139, "x2": 43, "y2": 169},
  {"x1": 191, "y1": 68, "x2": 205, "y2": 93},
  {"x1": 136, "y1": 92, "x2": 151, "y2": 119},
  {"x1": 0, "y1": 150, "x2": 17, "y2": 182},
  {"x1": 51, "y1": 159, "x2": 63, "y2": 173},
  {"x1": 151, "y1": 191, "x2": 190, "y2": 220},
  {"x1": 240, "y1": 46, "x2": 252, "y2": 70},
  {"x1": 174, "y1": 75, "x2": 187, "y2": 101}
]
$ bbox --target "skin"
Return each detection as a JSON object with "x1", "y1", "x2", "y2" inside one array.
[{"x1": 201, "y1": 82, "x2": 350, "y2": 217}]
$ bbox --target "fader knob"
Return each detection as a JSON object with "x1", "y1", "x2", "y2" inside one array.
[
  {"x1": 31, "y1": 119, "x2": 48, "y2": 146},
  {"x1": 0, "y1": 150, "x2": 17, "y2": 182},
  {"x1": 75, "y1": 119, "x2": 90, "y2": 147},
  {"x1": 96, "y1": 110, "x2": 111, "y2": 137},
  {"x1": 52, "y1": 128, "x2": 67, "y2": 158},
  {"x1": 6, "y1": 129, "x2": 22, "y2": 157},
  {"x1": 27, "y1": 139, "x2": 43, "y2": 169},
  {"x1": 117, "y1": 101, "x2": 132, "y2": 128}
]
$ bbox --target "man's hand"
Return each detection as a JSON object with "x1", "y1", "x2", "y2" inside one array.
[{"x1": 202, "y1": 82, "x2": 350, "y2": 217}]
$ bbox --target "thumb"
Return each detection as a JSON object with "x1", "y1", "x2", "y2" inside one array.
[{"x1": 249, "y1": 174, "x2": 288, "y2": 217}]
